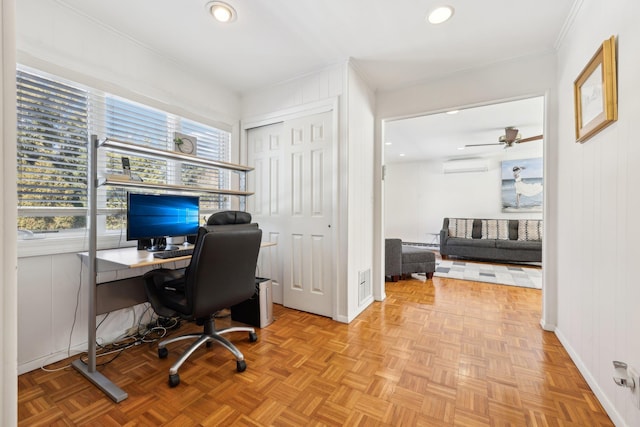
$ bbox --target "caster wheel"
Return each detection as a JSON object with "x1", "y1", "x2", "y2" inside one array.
[
  {"x1": 168, "y1": 374, "x2": 180, "y2": 387},
  {"x1": 158, "y1": 347, "x2": 168, "y2": 359},
  {"x1": 236, "y1": 360, "x2": 247, "y2": 372},
  {"x1": 249, "y1": 332, "x2": 258, "y2": 343},
  {"x1": 206, "y1": 341, "x2": 213, "y2": 348}
]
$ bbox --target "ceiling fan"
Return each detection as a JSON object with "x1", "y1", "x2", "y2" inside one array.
[{"x1": 465, "y1": 127, "x2": 543, "y2": 148}]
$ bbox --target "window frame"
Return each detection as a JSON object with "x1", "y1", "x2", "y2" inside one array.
[{"x1": 17, "y1": 66, "x2": 233, "y2": 258}]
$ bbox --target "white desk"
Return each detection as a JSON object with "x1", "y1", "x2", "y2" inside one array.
[
  {"x1": 79, "y1": 241, "x2": 277, "y2": 315},
  {"x1": 87, "y1": 241, "x2": 276, "y2": 268}
]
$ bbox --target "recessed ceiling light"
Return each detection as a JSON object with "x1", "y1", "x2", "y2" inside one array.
[
  {"x1": 457, "y1": 147, "x2": 465, "y2": 150},
  {"x1": 206, "y1": 1, "x2": 237, "y2": 23},
  {"x1": 446, "y1": 110, "x2": 459, "y2": 115},
  {"x1": 427, "y1": 6, "x2": 454, "y2": 24},
  {"x1": 385, "y1": 142, "x2": 393, "y2": 145},
  {"x1": 399, "y1": 153, "x2": 406, "y2": 157}
]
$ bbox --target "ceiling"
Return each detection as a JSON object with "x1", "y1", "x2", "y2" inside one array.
[
  {"x1": 56, "y1": 0, "x2": 575, "y2": 94},
  {"x1": 52, "y1": 1, "x2": 571, "y2": 162},
  {"x1": 384, "y1": 96, "x2": 545, "y2": 162}
]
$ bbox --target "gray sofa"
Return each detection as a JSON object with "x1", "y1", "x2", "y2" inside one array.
[
  {"x1": 385, "y1": 239, "x2": 436, "y2": 281},
  {"x1": 439, "y1": 218, "x2": 542, "y2": 263}
]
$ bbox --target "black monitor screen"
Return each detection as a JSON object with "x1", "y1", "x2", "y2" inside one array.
[{"x1": 127, "y1": 193, "x2": 200, "y2": 241}]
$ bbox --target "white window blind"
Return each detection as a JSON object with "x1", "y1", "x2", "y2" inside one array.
[
  {"x1": 17, "y1": 67, "x2": 233, "y2": 233},
  {"x1": 103, "y1": 96, "x2": 169, "y2": 185},
  {"x1": 17, "y1": 70, "x2": 89, "y2": 231},
  {"x1": 180, "y1": 119, "x2": 231, "y2": 211}
]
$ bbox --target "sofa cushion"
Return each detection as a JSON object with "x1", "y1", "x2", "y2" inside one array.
[
  {"x1": 448, "y1": 218, "x2": 474, "y2": 238},
  {"x1": 481, "y1": 219, "x2": 509, "y2": 240},
  {"x1": 496, "y1": 239, "x2": 542, "y2": 250},
  {"x1": 446, "y1": 237, "x2": 497, "y2": 248},
  {"x1": 508, "y1": 220, "x2": 519, "y2": 240},
  {"x1": 402, "y1": 246, "x2": 436, "y2": 264},
  {"x1": 518, "y1": 220, "x2": 543, "y2": 241},
  {"x1": 472, "y1": 219, "x2": 482, "y2": 239}
]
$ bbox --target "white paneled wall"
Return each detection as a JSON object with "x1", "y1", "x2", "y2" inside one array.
[
  {"x1": 346, "y1": 67, "x2": 376, "y2": 316},
  {"x1": 555, "y1": 1, "x2": 640, "y2": 425},
  {"x1": 17, "y1": 253, "x2": 182, "y2": 374}
]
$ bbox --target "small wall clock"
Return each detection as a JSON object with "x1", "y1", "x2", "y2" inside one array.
[{"x1": 173, "y1": 132, "x2": 197, "y2": 155}]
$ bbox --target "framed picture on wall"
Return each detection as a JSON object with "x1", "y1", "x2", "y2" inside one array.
[
  {"x1": 501, "y1": 158, "x2": 543, "y2": 212},
  {"x1": 574, "y1": 35, "x2": 617, "y2": 143}
]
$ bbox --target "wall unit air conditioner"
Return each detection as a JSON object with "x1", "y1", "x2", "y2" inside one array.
[{"x1": 442, "y1": 158, "x2": 488, "y2": 174}]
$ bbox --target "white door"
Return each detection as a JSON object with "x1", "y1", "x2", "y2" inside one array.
[{"x1": 247, "y1": 111, "x2": 334, "y2": 317}]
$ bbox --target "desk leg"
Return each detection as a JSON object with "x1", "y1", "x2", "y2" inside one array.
[
  {"x1": 76, "y1": 135, "x2": 128, "y2": 403},
  {"x1": 71, "y1": 359, "x2": 128, "y2": 402}
]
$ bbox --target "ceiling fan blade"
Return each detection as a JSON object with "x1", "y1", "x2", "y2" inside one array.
[
  {"x1": 464, "y1": 142, "x2": 505, "y2": 147},
  {"x1": 518, "y1": 134, "x2": 543, "y2": 143}
]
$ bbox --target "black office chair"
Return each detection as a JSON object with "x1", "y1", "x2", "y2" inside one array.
[{"x1": 143, "y1": 225, "x2": 262, "y2": 387}]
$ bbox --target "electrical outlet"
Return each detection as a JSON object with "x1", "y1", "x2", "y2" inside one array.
[{"x1": 629, "y1": 365, "x2": 640, "y2": 409}]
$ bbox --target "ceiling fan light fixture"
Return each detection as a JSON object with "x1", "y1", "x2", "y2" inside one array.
[
  {"x1": 427, "y1": 6, "x2": 454, "y2": 24},
  {"x1": 206, "y1": 1, "x2": 237, "y2": 23},
  {"x1": 504, "y1": 127, "x2": 520, "y2": 142}
]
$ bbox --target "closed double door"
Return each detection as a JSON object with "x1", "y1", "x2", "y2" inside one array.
[{"x1": 247, "y1": 111, "x2": 334, "y2": 317}]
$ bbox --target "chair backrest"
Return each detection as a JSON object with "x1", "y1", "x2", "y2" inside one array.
[
  {"x1": 185, "y1": 226, "x2": 262, "y2": 319},
  {"x1": 207, "y1": 210, "x2": 252, "y2": 226}
]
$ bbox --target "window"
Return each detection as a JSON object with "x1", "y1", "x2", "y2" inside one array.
[
  {"x1": 17, "y1": 67, "x2": 232, "y2": 237},
  {"x1": 180, "y1": 119, "x2": 231, "y2": 212},
  {"x1": 17, "y1": 70, "x2": 89, "y2": 232}
]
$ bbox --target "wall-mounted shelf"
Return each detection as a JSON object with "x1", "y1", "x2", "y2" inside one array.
[
  {"x1": 100, "y1": 137, "x2": 253, "y2": 172},
  {"x1": 73, "y1": 134, "x2": 254, "y2": 403},
  {"x1": 98, "y1": 177, "x2": 253, "y2": 196}
]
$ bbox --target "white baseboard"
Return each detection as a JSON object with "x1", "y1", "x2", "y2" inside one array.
[
  {"x1": 19, "y1": 343, "x2": 87, "y2": 375},
  {"x1": 554, "y1": 327, "x2": 625, "y2": 426},
  {"x1": 539, "y1": 318, "x2": 556, "y2": 331}
]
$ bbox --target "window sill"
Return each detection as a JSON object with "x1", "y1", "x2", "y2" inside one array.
[{"x1": 18, "y1": 233, "x2": 136, "y2": 258}]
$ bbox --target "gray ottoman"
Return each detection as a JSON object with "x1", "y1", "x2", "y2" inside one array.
[
  {"x1": 401, "y1": 245, "x2": 436, "y2": 280},
  {"x1": 385, "y1": 239, "x2": 436, "y2": 281}
]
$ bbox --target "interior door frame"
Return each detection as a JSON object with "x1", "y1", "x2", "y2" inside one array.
[
  {"x1": 375, "y1": 92, "x2": 555, "y2": 330},
  {"x1": 240, "y1": 97, "x2": 341, "y2": 320}
]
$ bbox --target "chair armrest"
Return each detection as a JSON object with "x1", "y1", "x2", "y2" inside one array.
[
  {"x1": 440, "y1": 228, "x2": 449, "y2": 253},
  {"x1": 385, "y1": 239, "x2": 402, "y2": 277}
]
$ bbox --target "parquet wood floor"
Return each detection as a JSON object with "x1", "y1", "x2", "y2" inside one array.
[{"x1": 18, "y1": 277, "x2": 613, "y2": 426}]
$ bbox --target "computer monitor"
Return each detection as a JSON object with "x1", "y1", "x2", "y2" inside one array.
[{"x1": 127, "y1": 193, "x2": 200, "y2": 251}]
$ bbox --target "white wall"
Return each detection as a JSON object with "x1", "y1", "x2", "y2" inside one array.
[
  {"x1": 16, "y1": 0, "x2": 239, "y2": 127},
  {"x1": 346, "y1": 64, "x2": 376, "y2": 319},
  {"x1": 15, "y1": 0, "x2": 241, "y2": 373},
  {"x1": 555, "y1": 1, "x2": 640, "y2": 425},
  {"x1": 385, "y1": 145, "x2": 543, "y2": 243}
]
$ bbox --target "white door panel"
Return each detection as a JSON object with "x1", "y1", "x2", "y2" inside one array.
[{"x1": 248, "y1": 111, "x2": 333, "y2": 317}]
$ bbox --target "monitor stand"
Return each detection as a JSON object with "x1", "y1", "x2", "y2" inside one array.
[{"x1": 145, "y1": 237, "x2": 179, "y2": 252}]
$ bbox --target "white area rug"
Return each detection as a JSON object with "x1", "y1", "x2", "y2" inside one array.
[{"x1": 432, "y1": 260, "x2": 542, "y2": 289}]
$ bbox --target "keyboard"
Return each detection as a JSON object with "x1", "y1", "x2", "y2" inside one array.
[{"x1": 153, "y1": 248, "x2": 194, "y2": 259}]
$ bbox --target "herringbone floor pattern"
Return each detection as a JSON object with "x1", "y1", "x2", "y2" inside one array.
[{"x1": 19, "y1": 277, "x2": 613, "y2": 426}]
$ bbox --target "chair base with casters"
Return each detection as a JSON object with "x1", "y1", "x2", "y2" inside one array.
[{"x1": 158, "y1": 315, "x2": 258, "y2": 387}]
